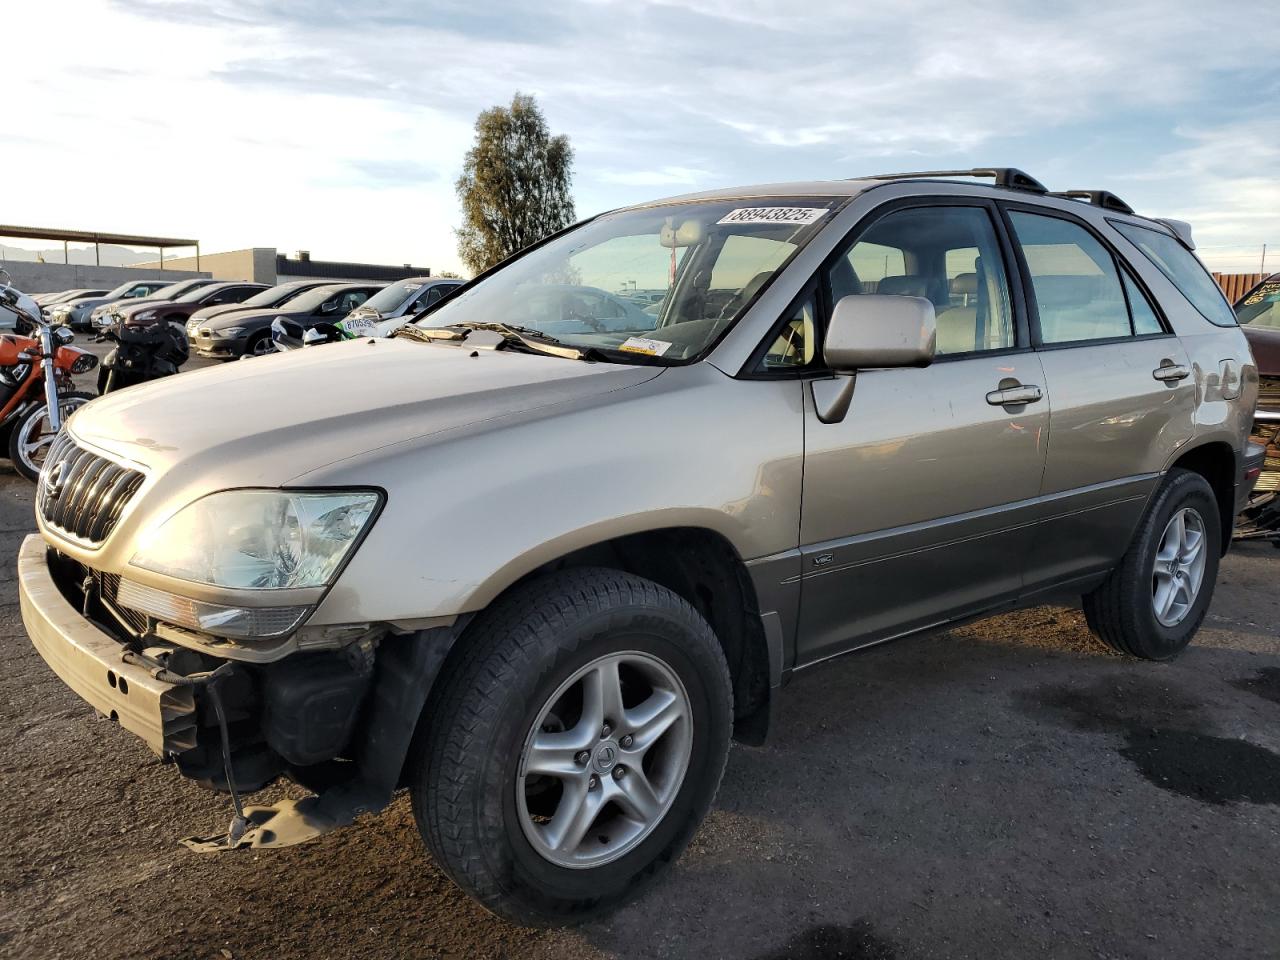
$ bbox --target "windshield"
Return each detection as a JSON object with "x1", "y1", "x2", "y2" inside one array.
[
  {"x1": 416, "y1": 198, "x2": 839, "y2": 361},
  {"x1": 239, "y1": 283, "x2": 311, "y2": 308},
  {"x1": 285, "y1": 285, "x2": 348, "y2": 312},
  {"x1": 105, "y1": 281, "x2": 146, "y2": 298},
  {"x1": 1236, "y1": 279, "x2": 1280, "y2": 329},
  {"x1": 149, "y1": 281, "x2": 196, "y2": 300},
  {"x1": 175, "y1": 283, "x2": 227, "y2": 303},
  {"x1": 360, "y1": 279, "x2": 428, "y2": 313}
]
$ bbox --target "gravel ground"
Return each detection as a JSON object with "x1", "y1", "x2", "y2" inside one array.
[{"x1": 1, "y1": 349, "x2": 1277, "y2": 959}]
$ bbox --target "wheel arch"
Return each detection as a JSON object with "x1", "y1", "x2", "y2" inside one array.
[
  {"x1": 1167, "y1": 439, "x2": 1236, "y2": 554},
  {"x1": 441, "y1": 524, "x2": 776, "y2": 746}
]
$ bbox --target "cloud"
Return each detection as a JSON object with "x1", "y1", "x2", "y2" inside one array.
[{"x1": 5, "y1": 0, "x2": 1277, "y2": 274}]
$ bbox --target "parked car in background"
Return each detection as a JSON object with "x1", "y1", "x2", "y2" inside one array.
[
  {"x1": 1233, "y1": 274, "x2": 1280, "y2": 543},
  {"x1": 88, "y1": 277, "x2": 220, "y2": 329},
  {"x1": 104, "y1": 281, "x2": 268, "y2": 330},
  {"x1": 34, "y1": 288, "x2": 109, "y2": 307},
  {"x1": 190, "y1": 282, "x2": 382, "y2": 358},
  {"x1": 47, "y1": 279, "x2": 175, "y2": 330},
  {"x1": 338, "y1": 277, "x2": 463, "y2": 338},
  {"x1": 17, "y1": 169, "x2": 1259, "y2": 924},
  {"x1": 186, "y1": 279, "x2": 338, "y2": 330}
]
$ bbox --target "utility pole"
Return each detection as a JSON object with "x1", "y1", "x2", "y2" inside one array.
[{"x1": 1262, "y1": 243, "x2": 1268, "y2": 276}]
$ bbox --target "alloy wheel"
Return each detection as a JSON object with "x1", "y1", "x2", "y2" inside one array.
[
  {"x1": 516, "y1": 651, "x2": 693, "y2": 869},
  {"x1": 1152, "y1": 507, "x2": 1207, "y2": 627},
  {"x1": 18, "y1": 396, "x2": 91, "y2": 476}
]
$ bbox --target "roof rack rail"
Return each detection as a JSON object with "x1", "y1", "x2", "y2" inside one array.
[
  {"x1": 861, "y1": 167, "x2": 1048, "y2": 194},
  {"x1": 1048, "y1": 190, "x2": 1135, "y2": 215}
]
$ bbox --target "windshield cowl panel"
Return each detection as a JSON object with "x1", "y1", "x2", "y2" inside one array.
[{"x1": 414, "y1": 198, "x2": 840, "y2": 364}]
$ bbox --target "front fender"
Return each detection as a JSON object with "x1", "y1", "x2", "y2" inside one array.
[{"x1": 306, "y1": 365, "x2": 805, "y2": 626}]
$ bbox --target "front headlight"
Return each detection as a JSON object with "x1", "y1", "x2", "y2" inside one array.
[
  {"x1": 218, "y1": 326, "x2": 245, "y2": 338},
  {"x1": 130, "y1": 489, "x2": 381, "y2": 590},
  {"x1": 134, "y1": 309, "x2": 157, "y2": 321}
]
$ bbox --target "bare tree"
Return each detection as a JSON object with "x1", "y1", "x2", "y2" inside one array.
[{"x1": 455, "y1": 93, "x2": 576, "y2": 274}]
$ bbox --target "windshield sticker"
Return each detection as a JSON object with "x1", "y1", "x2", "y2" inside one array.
[
  {"x1": 403, "y1": 284, "x2": 423, "y2": 293},
  {"x1": 619, "y1": 336, "x2": 672, "y2": 357},
  {"x1": 717, "y1": 207, "x2": 828, "y2": 227}
]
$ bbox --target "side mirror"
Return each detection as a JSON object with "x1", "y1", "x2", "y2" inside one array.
[
  {"x1": 813, "y1": 294, "x2": 936, "y2": 424},
  {"x1": 825, "y1": 294, "x2": 935, "y2": 371}
]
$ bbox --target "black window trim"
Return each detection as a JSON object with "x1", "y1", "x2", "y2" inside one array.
[
  {"x1": 743, "y1": 195, "x2": 1033, "y2": 378},
  {"x1": 1106, "y1": 217, "x2": 1238, "y2": 328},
  {"x1": 997, "y1": 201, "x2": 1175, "y2": 351}
]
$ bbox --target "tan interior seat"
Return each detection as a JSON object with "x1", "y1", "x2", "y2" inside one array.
[{"x1": 934, "y1": 273, "x2": 979, "y2": 354}]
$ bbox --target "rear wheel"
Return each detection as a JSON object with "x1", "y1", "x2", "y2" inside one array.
[
  {"x1": 8, "y1": 390, "x2": 95, "y2": 481},
  {"x1": 1083, "y1": 468, "x2": 1221, "y2": 660},
  {"x1": 409, "y1": 568, "x2": 732, "y2": 925}
]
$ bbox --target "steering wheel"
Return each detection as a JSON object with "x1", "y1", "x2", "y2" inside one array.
[{"x1": 562, "y1": 298, "x2": 606, "y2": 332}]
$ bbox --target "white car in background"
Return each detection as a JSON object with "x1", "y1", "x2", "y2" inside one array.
[{"x1": 338, "y1": 276, "x2": 463, "y2": 338}]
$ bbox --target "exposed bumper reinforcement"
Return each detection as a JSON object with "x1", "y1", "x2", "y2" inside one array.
[{"x1": 17, "y1": 534, "x2": 197, "y2": 756}]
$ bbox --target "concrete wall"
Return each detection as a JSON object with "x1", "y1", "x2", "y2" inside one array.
[
  {"x1": 1, "y1": 261, "x2": 207, "y2": 295},
  {"x1": 130, "y1": 248, "x2": 277, "y2": 285}
]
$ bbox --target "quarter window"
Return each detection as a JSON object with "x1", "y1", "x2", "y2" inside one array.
[
  {"x1": 1122, "y1": 271, "x2": 1163, "y2": 335},
  {"x1": 1113, "y1": 221, "x2": 1236, "y2": 327},
  {"x1": 759, "y1": 294, "x2": 817, "y2": 370},
  {"x1": 1008, "y1": 212, "x2": 1130, "y2": 344},
  {"x1": 825, "y1": 206, "x2": 1014, "y2": 355}
]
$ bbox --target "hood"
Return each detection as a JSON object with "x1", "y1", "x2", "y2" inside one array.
[
  {"x1": 1243, "y1": 325, "x2": 1280, "y2": 376},
  {"x1": 190, "y1": 302, "x2": 262, "y2": 323},
  {"x1": 202, "y1": 306, "x2": 316, "y2": 330},
  {"x1": 116, "y1": 298, "x2": 179, "y2": 318},
  {"x1": 57, "y1": 296, "x2": 111, "y2": 313},
  {"x1": 69, "y1": 336, "x2": 661, "y2": 487}
]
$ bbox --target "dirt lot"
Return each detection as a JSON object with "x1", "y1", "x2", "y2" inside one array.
[{"x1": 1, "y1": 362, "x2": 1278, "y2": 958}]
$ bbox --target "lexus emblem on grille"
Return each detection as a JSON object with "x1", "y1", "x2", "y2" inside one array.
[{"x1": 43, "y1": 461, "x2": 65, "y2": 501}]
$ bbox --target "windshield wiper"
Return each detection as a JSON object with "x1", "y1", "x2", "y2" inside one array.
[{"x1": 444, "y1": 321, "x2": 592, "y2": 361}]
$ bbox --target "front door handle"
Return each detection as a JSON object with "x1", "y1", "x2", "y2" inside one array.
[
  {"x1": 1152, "y1": 362, "x2": 1190, "y2": 382},
  {"x1": 986, "y1": 384, "x2": 1043, "y2": 406}
]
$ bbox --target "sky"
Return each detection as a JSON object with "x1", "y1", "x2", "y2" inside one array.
[{"x1": 6, "y1": 0, "x2": 1278, "y2": 277}]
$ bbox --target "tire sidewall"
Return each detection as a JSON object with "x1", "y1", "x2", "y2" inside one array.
[
  {"x1": 1134, "y1": 472, "x2": 1221, "y2": 658},
  {"x1": 429, "y1": 585, "x2": 732, "y2": 921},
  {"x1": 9, "y1": 391, "x2": 94, "y2": 481}
]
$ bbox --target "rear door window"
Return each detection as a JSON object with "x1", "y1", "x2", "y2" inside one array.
[
  {"x1": 1008, "y1": 212, "x2": 1131, "y2": 344},
  {"x1": 1112, "y1": 221, "x2": 1236, "y2": 327}
]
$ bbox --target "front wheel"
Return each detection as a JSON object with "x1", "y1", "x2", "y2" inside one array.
[
  {"x1": 8, "y1": 391, "x2": 95, "y2": 481},
  {"x1": 410, "y1": 568, "x2": 732, "y2": 925}
]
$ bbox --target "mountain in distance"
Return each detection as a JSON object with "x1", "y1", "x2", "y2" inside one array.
[{"x1": 0, "y1": 242, "x2": 153, "y2": 267}]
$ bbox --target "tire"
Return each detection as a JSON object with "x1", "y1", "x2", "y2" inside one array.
[
  {"x1": 245, "y1": 331, "x2": 274, "y2": 357},
  {"x1": 1083, "y1": 468, "x2": 1221, "y2": 660},
  {"x1": 409, "y1": 567, "x2": 732, "y2": 926},
  {"x1": 8, "y1": 390, "x2": 96, "y2": 482}
]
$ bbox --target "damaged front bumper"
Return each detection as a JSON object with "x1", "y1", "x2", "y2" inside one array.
[
  {"x1": 18, "y1": 534, "x2": 197, "y2": 755},
  {"x1": 19, "y1": 533, "x2": 461, "y2": 852}
]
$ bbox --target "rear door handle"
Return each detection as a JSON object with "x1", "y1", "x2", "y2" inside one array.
[
  {"x1": 986, "y1": 384, "x2": 1043, "y2": 406},
  {"x1": 1153, "y1": 363, "x2": 1190, "y2": 382}
]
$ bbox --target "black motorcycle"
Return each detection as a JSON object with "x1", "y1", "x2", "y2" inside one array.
[{"x1": 96, "y1": 312, "x2": 190, "y2": 393}]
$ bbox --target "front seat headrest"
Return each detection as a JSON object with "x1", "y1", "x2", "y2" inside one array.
[
  {"x1": 876, "y1": 275, "x2": 930, "y2": 298},
  {"x1": 950, "y1": 272, "x2": 978, "y2": 297}
]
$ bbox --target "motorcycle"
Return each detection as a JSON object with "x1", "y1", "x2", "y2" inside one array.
[
  {"x1": 0, "y1": 270, "x2": 98, "y2": 481},
  {"x1": 94, "y1": 307, "x2": 189, "y2": 393},
  {"x1": 270, "y1": 316, "x2": 349, "y2": 352}
]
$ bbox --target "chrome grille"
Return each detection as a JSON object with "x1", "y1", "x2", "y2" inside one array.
[{"x1": 38, "y1": 433, "x2": 145, "y2": 546}]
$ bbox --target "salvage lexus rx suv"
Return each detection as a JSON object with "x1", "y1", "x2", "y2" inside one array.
[{"x1": 19, "y1": 168, "x2": 1260, "y2": 925}]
